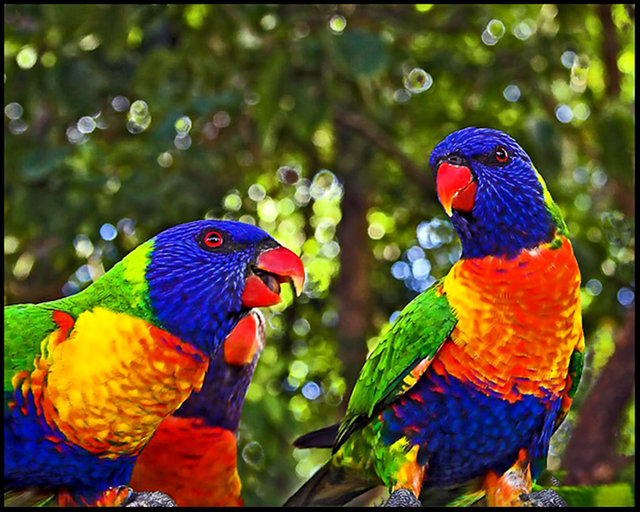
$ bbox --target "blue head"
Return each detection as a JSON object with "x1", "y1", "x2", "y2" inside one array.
[
  {"x1": 145, "y1": 220, "x2": 304, "y2": 355},
  {"x1": 429, "y1": 127, "x2": 562, "y2": 259}
]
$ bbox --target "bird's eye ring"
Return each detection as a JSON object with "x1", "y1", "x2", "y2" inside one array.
[
  {"x1": 202, "y1": 230, "x2": 223, "y2": 248},
  {"x1": 495, "y1": 147, "x2": 509, "y2": 163}
]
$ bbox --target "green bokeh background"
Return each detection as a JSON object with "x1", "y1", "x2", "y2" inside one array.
[{"x1": 4, "y1": 4, "x2": 634, "y2": 506}]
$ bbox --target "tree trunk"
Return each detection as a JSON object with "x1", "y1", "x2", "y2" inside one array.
[
  {"x1": 334, "y1": 116, "x2": 373, "y2": 399},
  {"x1": 597, "y1": 4, "x2": 621, "y2": 98},
  {"x1": 561, "y1": 310, "x2": 635, "y2": 484}
]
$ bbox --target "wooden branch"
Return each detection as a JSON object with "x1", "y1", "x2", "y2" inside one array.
[{"x1": 335, "y1": 111, "x2": 435, "y2": 192}]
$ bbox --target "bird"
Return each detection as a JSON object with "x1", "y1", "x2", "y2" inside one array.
[
  {"x1": 285, "y1": 127, "x2": 584, "y2": 507},
  {"x1": 4, "y1": 219, "x2": 304, "y2": 507},
  {"x1": 129, "y1": 309, "x2": 266, "y2": 506}
]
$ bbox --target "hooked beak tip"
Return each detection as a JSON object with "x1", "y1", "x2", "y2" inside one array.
[
  {"x1": 242, "y1": 245, "x2": 305, "y2": 308},
  {"x1": 290, "y1": 273, "x2": 305, "y2": 297}
]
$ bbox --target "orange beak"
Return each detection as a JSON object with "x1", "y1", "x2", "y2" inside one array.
[
  {"x1": 436, "y1": 162, "x2": 477, "y2": 217},
  {"x1": 241, "y1": 245, "x2": 305, "y2": 308}
]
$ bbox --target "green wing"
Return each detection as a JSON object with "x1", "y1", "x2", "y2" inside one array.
[
  {"x1": 553, "y1": 349, "x2": 584, "y2": 432},
  {"x1": 531, "y1": 347, "x2": 584, "y2": 481},
  {"x1": 4, "y1": 241, "x2": 154, "y2": 394},
  {"x1": 335, "y1": 280, "x2": 457, "y2": 449},
  {"x1": 4, "y1": 301, "x2": 66, "y2": 393}
]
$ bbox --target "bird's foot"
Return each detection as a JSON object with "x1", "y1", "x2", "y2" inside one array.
[
  {"x1": 123, "y1": 490, "x2": 177, "y2": 507},
  {"x1": 519, "y1": 489, "x2": 568, "y2": 507},
  {"x1": 383, "y1": 488, "x2": 422, "y2": 507}
]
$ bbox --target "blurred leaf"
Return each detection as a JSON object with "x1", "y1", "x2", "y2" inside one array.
[
  {"x1": 335, "y1": 30, "x2": 390, "y2": 77},
  {"x1": 596, "y1": 104, "x2": 635, "y2": 182},
  {"x1": 544, "y1": 483, "x2": 635, "y2": 507}
]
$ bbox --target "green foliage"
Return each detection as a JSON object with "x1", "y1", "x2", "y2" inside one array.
[
  {"x1": 4, "y1": 4, "x2": 634, "y2": 505},
  {"x1": 535, "y1": 483, "x2": 636, "y2": 507}
]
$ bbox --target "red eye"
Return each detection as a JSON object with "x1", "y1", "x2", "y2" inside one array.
[
  {"x1": 203, "y1": 230, "x2": 223, "y2": 248},
  {"x1": 495, "y1": 147, "x2": 509, "y2": 163}
]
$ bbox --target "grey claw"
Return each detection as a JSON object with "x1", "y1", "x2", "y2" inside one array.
[
  {"x1": 124, "y1": 491, "x2": 177, "y2": 507},
  {"x1": 383, "y1": 489, "x2": 422, "y2": 507},
  {"x1": 520, "y1": 489, "x2": 568, "y2": 507}
]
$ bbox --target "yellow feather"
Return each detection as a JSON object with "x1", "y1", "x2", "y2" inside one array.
[{"x1": 33, "y1": 307, "x2": 208, "y2": 457}]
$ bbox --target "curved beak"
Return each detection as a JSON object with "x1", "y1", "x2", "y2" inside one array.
[
  {"x1": 436, "y1": 162, "x2": 477, "y2": 217},
  {"x1": 241, "y1": 245, "x2": 305, "y2": 308}
]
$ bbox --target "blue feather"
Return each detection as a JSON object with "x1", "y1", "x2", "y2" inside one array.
[
  {"x1": 146, "y1": 220, "x2": 277, "y2": 354},
  {"x1": 429, "y1": 127, "x2": 555, "y2": 259},
  {"x1": 382, "y1": 371, "x2": 561, "y2": 488}
]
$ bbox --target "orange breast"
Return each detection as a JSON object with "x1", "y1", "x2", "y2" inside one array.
[
  {"x1": 26, "y1": 308, "x2": 209, "y2": 459},
  {"x1": 130, "y1": 416, "x2": 243, "y2": 506},
  {"x1": 438, "y1": 237, "x2": 584, "y2": 402}
]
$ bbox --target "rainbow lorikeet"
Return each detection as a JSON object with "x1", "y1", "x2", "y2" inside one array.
[
  {"x1": 129, "y1": 309, "x2": 266, "y2": 506},
  {"x1": 286, "y1": 127, "x2": 584, "y2": 507},
  {"x1": 4, "y1": 220, "x2": 304, "y2": 507}
]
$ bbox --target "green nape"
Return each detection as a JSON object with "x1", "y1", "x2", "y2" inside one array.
[
  {"x1": 533, "y1": 165, "x2": 569, "y2": 238},
  {"x1": 3, "y1": 240, "x2": 155, "y2": 392}
]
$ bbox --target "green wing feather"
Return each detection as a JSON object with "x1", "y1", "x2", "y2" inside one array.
[
  {"x1": 335, "y1": 280, "x2": 457, "y2": 449},
  {"x1": 566, "y1": 350, "x2": 584, "y2": 399},
  {"x1": 529, "y1": 348, "x2": 584, "y2": 481},
  {"x1": 4, "y1": 240, "x2": 153, "y2": 393},
  {"x1": 553, "y1": 349, "x2": 584, "y2": 433},
  {"x1": 4, "y1": 302, "x2": 64, "y2": 393}
]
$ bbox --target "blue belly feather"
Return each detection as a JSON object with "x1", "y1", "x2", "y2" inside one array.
[
  {"x1": 4, "y1": 388, "x2": 135, "y2": 499},
  {"x1": 381, "y1": 370, "x2": 561, "y2": 487}
]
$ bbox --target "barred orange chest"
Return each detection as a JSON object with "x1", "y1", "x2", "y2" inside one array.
[
  {"x1": 437, "y1": 236, "x2": 584, "y2": 402},
  {"x1": 32, "y1": 308, "x2": 209, "y2": 459}
]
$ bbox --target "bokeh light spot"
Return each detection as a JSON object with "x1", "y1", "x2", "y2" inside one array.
[
  {"x1": 554, "y1": 104, "x2": 573, "y2": 123},
  {"x1": 4, "y1": 102, "x2": 23, "y2": 119},
  {"x1": 99, "y1": 223, "x2": 118, "y2": 241},
  {"x1": 329, "y1": 14, "x2": 347, "y2": 33},
  {"x1": 617, "y1": 287, "x2": 634, "y2": 307},
  {"x1": 277, "y1": 165, "x2": 300, "y2": 185},
  {"x1": 503, "y1": 84, "x2": 521, "y2": 102},
  {"x1": 301, "y1": 381, "x2": 321, "y2": 400},
  {"x1": 403, "y1": 68, "x2": 433, "y2": 93},
  {"x1": 242, "y1": 441, "x2": 264, "y2": 468},
  {"x1": 16, "y1": 45, "x2": 38, "y2": 69}
]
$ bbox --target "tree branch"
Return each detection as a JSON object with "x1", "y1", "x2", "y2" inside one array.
[{"x1": 335, "y1": 111, "x2": 434, "y2": 192}]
